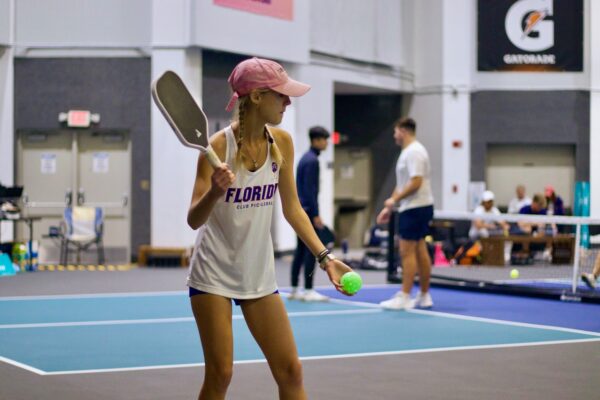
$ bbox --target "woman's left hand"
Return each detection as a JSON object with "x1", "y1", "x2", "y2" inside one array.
[{"x1": 324, "y1": 259, "x2": 355, "y2": 296}]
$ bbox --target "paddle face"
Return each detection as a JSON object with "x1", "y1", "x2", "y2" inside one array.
[{"x1": 152, "y1": 71, "x2": 222, "y2": 168}]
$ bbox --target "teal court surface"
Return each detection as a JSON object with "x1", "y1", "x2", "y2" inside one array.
[{"x1": 1, "y1": 288, "x2": 599, "y2": 376}]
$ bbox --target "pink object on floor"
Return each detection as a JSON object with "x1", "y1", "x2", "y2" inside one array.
[{"x1": 433, "y1": 242, "x2": 450, "y2": 267}]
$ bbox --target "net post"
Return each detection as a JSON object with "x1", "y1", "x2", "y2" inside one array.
[{"x1": 572, "y1": 223, "x2": 581, "y2": 294}]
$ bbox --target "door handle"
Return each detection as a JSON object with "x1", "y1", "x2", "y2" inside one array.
[{"x1": 122, "y1": 193, "x2": 129, "y2": 207}]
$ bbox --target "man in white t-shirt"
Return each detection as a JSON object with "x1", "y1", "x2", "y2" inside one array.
[
  {"x1": 508, "y1": 184, "x2": 531, "y2": 214},
  {"x1": 469, "y1": 190, "x2": 508, "y2": 240},
  {"x1": 376, "y1": 117, "x2": 434, "y2": 310}
]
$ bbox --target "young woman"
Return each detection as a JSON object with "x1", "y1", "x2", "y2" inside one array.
[{"x1": 186, "y1": 57, "x2": 354, "y2": 400}]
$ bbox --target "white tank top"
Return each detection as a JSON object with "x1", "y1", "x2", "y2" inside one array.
[{"x1": 187, "y1": 125, "x2": 279, "y2": 299}]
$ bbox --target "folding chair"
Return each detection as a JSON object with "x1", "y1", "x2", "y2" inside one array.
[{"x1": 60, "y1": 206, "x2": 105, "y2": 266}]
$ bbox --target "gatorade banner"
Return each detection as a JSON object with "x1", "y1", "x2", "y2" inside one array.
[
  {"x1": 214, "y1": 0, "x2": 293, "y2": 21},
  {"x1": 478, "y1": 0, "x2": 583, "y2": 72}
]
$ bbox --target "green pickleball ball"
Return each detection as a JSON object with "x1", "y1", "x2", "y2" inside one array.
[{"x1": 341, "y1": 271, "x2": 363, "y2": 295}]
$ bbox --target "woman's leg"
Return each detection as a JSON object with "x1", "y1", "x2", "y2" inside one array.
[
  {"x1": 241, "y1": 294, "x2": 306, "y2": 400},
  {"x1": 190, "y1": 294, "x2": 234, "y2": 400}
]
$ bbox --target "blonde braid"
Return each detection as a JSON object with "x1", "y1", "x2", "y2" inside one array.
[
  {"x1": 234, "y1": 97, "x2": 248, "y2": 170},
  {"x1": 269, "y1": 134, "x2": 284, "y2": 167}
]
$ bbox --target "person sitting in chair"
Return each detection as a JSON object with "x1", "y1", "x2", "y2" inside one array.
[{"x1": 469, "y1": 190, "x2": 508, "y2": 240}]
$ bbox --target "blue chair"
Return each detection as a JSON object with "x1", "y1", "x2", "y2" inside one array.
[{"x1": 60, "y1": 206, "x2": 105, "y2": 266}]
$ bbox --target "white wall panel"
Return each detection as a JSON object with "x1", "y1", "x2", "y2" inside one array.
[
  {"x1": 0, "y1": 0, "x2": 12, "y2": 45},
  {"x1": 193, "y1": 0, "x2": 309, "y2": 64},
  {"x1": 152, "y1": 0, "x2": 191, "y2": 47},
  {"x1": 375, "y1": 0, "x2": 404, "y2": 67},
  {"x1": 15, "y1": 0, "x2": 151, "y2": 47},
  {"x1": 310, "y1": 0, "x2": 404, "y2": 67},
  {"x1": 413, "y1": 0, "x2": 443, "y2": 89}
]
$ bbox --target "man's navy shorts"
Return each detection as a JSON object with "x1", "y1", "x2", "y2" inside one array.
[{"x1": 397, "y1": 205, "x2": 433, "y2": 241}]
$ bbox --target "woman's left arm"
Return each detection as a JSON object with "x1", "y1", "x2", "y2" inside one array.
[{"x1": 273, "y1": 129, "x2": 353, "y2": 294}]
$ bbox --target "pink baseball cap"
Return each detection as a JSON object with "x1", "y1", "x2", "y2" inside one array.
[
  {"x1": 544, "y1": 184, "x2": 555, "y2": 196},
  {"x1": 225, "y1": 57, "x2": 311, "y2": 111}
]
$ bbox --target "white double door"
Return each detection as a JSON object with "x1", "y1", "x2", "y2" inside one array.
[{"x1": 16, "y1": 129, "x2": 131, "y2": 263}]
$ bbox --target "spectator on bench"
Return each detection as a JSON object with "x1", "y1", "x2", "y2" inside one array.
[
  {"x1": 508, "y1": 184, "x2": 532, "y2": 214},
  {"x1": 515, "y1": 193, "x2": 551, "y2": 261},
  {"x1": 469, "y1": 190, "x2": 508, "y2": 240},
  {"x1": 544, "y1": 184, "x2": 565, "y2": 216},
  {"x1": 517, "y1": 193, "x2": 548, "y2": 235},
  {"x1": 545, "y1": 184, "x2": 566, "y2": 233}
]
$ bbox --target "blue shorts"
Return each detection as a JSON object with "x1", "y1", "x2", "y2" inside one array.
[
  {"x1": 189, "y1": 287, "x2": 279, "y2": 306},
  {"x1": 397, "y1": 205, "x2": 433, "y2": 241}
]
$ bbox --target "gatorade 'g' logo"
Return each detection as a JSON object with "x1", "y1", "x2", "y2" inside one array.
[{"x1": 505, "y1": 0, "x2": 554, "y2": 52}]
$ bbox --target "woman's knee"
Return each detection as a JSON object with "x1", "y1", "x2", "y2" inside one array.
[
  {"x1": 273, "y1": 359, "x2": 303, "y2": 387},
  {"x1": 205, "y1": 363, "x2": 233, "y2": 390}
]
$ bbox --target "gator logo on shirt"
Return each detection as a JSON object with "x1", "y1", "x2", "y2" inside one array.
[{"x1": 272, "y1": 162, "x2": 278, "y2": 173}]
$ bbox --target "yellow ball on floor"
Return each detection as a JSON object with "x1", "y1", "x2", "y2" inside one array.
[{"x1": 510, "y1": 269, "x2": 519, "y2": 279}]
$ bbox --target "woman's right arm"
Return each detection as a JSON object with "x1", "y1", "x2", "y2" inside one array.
[{"x1": 187, "y1": 132, "x2": 235, "y2": 230}]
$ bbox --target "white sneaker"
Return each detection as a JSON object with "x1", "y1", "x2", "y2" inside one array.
[
  {"x1": 302, "y1": 289, "x2": 329, "y2": 302},
  {"x1": 582, "y1": 273, "x2": 597, "y2": 289},
  {"x1": 380, "y1": 293, "x2": 414, "y2": 310},
  {"x1": 288, "y1": 287, "x2": 305, "y2": 300},
  {"x1": 414, "y1": 291, "x2": 433, "y2": 308}
]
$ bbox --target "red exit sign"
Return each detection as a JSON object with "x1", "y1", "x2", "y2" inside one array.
[{"x1": 67, "y1": 110, "x2": 91, "y2": 128}]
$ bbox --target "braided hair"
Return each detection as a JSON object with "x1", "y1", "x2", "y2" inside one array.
[{"x1": 233, "y1": 95, "x2": 284, "y2": 170}]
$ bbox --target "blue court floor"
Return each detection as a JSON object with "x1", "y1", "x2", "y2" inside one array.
[{"x1": 1, "y1": 287, "x2": 599, "y2": 375}]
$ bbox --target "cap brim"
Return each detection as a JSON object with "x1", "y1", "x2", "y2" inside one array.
[{"x1": 271, "y1": 78, "x2": 311, "y2": 97}]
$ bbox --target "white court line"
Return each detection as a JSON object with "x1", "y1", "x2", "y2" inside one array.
[
  {"x1": 0, "y1": 290, "x2": 187, "y2": 301},
  {"x1": 38, "y1": 337, "x2": 600, "y2": 376},
  {"x1": 0, "y1": 284, "x2": 395, "y2": 301},
  {"x1": 407, "y1": 308, "x2": 600, "y2": 337},
  {"x1": 0, "y1": 355, "x2": 47, "y2": 375},
  {"x1": 0, "y1": 309, "x2": 381, "y2": 329}
]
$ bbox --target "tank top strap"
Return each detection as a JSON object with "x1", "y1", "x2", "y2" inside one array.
[{"x1": 224, "y1": 125, "x2": 237, "y2": 166}]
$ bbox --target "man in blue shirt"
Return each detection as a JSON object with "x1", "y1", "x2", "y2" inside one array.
[
  {"x1": 517, "y1": 193, "x2": 548, "y2": 234},
  {"x1": 289, "y1": 126, "x2": 330, "y2": 301}
]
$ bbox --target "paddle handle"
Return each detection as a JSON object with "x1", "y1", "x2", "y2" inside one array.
[{"x1": 204, "y1": 146, "x2": 222, "y2": 169}]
